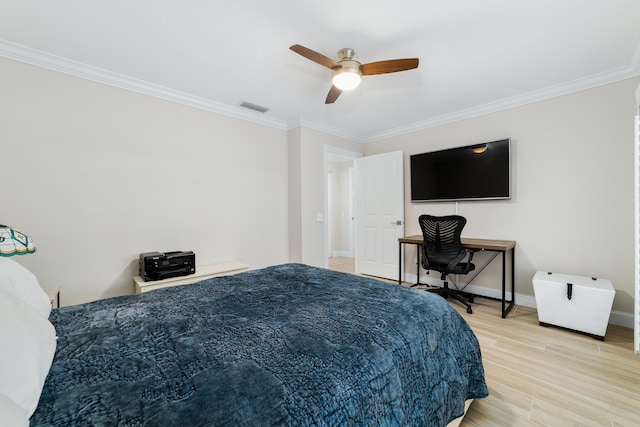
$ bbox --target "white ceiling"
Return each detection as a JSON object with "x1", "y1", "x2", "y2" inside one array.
[{"x1": 1, "y1": 0, "x2": 639, "y2": 142}]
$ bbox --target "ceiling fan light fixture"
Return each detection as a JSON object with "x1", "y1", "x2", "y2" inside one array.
[
  {"x1": 290, "y1": 44, "x2": 419, "y2": 103},
  {"x1": 332, "y1": 66, "x2": 362, "y2": 91}
]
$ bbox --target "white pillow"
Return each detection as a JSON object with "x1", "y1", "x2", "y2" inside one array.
[
  {"x1": 0, "y1": 257, "x2": 51, "y2": 319},
  {"x1": 0, "y1": 287, "x2": 57, "y2": 417},
  {"x1": 0, "y1": 394, "x2": 29, "y2": 427}
]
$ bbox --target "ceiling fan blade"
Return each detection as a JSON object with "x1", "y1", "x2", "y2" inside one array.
[
  {"x1": 290, "y1": 44, "x2": 340, "y2": 69},
  {"x1": 325, "y1": 85, "x2": 342, "y2": 104},
  {"x1": 360, "y1": 58, "x2": 419, "y2": 76}
]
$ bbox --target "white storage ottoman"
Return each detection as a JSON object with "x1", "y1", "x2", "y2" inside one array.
[{"x1": 532, "y1": 271, "x2": 615, "y2": 340}]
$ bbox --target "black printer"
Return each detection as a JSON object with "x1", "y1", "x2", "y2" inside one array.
[{"x1": 139, "y1": 251, "x2": 196, "y2": 282}]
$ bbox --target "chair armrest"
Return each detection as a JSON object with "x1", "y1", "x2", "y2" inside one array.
[{"x1": 466, "y1": 248, "x2": 481, "y2": 263}]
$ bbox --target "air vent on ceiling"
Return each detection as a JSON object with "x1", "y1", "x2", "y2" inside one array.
[{"x1": 240, "y1": 101, "x2": 270, "y2": 113}]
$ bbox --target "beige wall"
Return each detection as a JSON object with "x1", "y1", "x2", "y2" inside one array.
[
  {"x1": 3, "y1": 52, "x2": 637, "y2": 318},
  {"x1": 287, "y1": 127, "x2": 303, "y2": 263},
  {"x1": 366, "y1": 77, "x2": 640, "y2": 314},
  {"x1": 2, "y1": 57, "x2": 289, "y2": 305}
]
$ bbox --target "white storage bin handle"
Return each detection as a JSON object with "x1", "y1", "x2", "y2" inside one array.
[
  {"x1": 546, "y1": 272, "x2": 600, "y2": 301},
  {"x1": 546, "y1": 273, "x2": 574, "y2": 300}
]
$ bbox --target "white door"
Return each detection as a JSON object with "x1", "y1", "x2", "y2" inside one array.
[{"x1": 356, "y1": 151, "x2": 404, "y2": 280}]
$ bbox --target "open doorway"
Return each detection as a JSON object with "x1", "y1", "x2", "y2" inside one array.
[{"x1": 325, "y1": 146, "x2": 362, "y2": 274}]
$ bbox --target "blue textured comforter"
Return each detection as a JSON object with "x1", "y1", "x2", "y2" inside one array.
[{"x1": 32, "y1": 263, "x2": 488, "y2": 426}]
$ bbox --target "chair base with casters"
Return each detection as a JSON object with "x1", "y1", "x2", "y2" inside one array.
[
  {"x1": 418, "y1": 214, "x2": 478, "y2": 314},
  {"x1": 426, "y1": 271, "x2": 475, "y2": 314}
]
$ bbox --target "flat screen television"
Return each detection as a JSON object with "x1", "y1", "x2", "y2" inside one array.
[{"x1": 410, "y1": 139, "x2": 511, "y2": 202}]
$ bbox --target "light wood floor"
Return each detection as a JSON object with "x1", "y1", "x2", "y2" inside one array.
[{"x1": 328, "y1": 257, "x2": 640, "y2": 427}]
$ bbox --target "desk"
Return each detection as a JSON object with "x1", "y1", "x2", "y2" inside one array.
[{"x1": 398, "y1": 235, "x2": 516, "y2": 318}]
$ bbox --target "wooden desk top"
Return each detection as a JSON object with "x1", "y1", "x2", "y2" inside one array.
[{"x1": 399, "y1": 235, "x2": 516, "y2": 251}]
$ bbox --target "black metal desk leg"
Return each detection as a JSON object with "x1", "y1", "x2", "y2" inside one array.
[
  {"x1": 501, "y1": 251, "x2": 506, "y2": 317},
  {"x1": 511, "y1": 247, "x2": 515, "y2": 306},
  {"x1": 501, "y1": 247, "x2": 516, "y2": 318},
  {"x1": 398, "y1": 243, "x2": 402, "y2": 285},
  {"x1": 407, "y1": 243, "x2": 423, "y2": 287},
  {"x1": 416, "y1": 244, "x2": 421, "y2": 285}
]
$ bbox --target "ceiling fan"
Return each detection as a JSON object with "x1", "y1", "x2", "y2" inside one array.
[{"x1": 290, "y1": 44, "x2": 419, "y2": 104}]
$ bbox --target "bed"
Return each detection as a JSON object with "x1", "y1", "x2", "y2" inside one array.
[{"x1": 2, "y1": 261, "x2": 488, "y2": 426}]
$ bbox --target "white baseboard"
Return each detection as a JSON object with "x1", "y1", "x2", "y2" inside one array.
[
  {"x1": 331, "y1": 251, "x2": 353, "y2": 258},
  {"x1": 609, "y1": 310, "x2": 635, "y2": 329},
  {"x1": 402, "y1": 272, "x2": 634, "y2": 329}
]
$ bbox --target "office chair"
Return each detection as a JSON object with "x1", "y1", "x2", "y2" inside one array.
[{"x1": 418, "y1": 214, "x2": 477, "y2": 314}]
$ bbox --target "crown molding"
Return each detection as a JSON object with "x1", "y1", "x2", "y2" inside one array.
[
  {"x1": 366, "y1": 65, "x2": 640, "y2": 142},
  {"x1": 0, "y1": 39, "x2": 288, "y2": 131},
  {"x1": 294, "y1": 61, "x2": 640, "y2": 143},
  {"x1": 2, "y1": 38, "x2": 638, "y2": 144}
]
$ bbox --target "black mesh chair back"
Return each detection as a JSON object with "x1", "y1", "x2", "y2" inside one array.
[
  {"x1": 418, "y1": 214, "x2": 476, "y2": 313},
  {"x1": 419, "y1": 215, "x2": 468, "y2": 274}
]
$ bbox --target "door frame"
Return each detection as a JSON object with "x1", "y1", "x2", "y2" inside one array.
[
  {"x1": 634, "y1": 82, "x2": 639, "y2": 354},
  {"x1": 324, "y1": 145, "x2": 363, "y2": 268}
]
